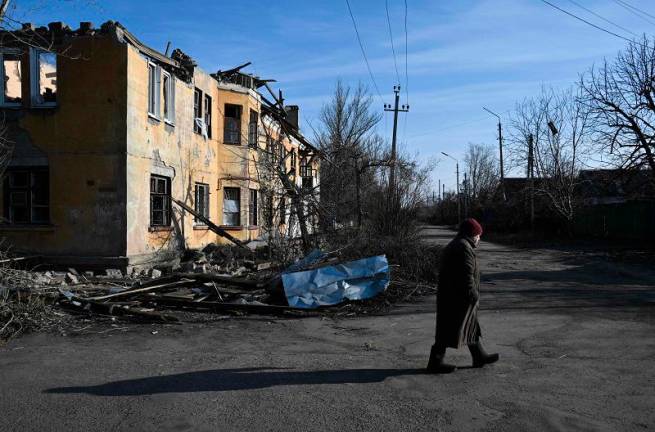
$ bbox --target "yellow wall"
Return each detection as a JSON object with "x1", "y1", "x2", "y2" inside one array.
[
  {"x1": 214, "y1": 83, "x2": 263, "y2": 243},
  {"x1": 125, "y1": 45, "x2": 221, "y2": 264},
  {"x1": 0, "y1": 30, "x2": 319, "y2": 266},
  {"x1": 0, "y1": 36, "x2": 128, "y2": 257}
]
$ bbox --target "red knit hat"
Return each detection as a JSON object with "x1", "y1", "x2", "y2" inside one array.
[{"x1": 459, "y1": 218, "x2": 483, "y2": 237}]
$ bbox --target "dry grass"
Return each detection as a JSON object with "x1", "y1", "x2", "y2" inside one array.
[{"x1": 0, "y1": 254, "x2": 62, "y2": 343}]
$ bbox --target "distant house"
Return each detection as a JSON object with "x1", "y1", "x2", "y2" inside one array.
[{"x1": 577, "y1": 169, "x2": 654, "y2": 205}]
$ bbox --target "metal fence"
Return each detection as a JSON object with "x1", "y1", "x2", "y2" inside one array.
[{"x1": 573, "y1": 200, "x2": 655, "y2": 240}]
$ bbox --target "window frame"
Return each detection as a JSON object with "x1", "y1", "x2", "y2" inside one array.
[
  {"x1": 267, "y1": 137, "x2": 277, "y2": 164},
  {"x1": 194, "y1": 182, "x2": 210, "y2": 224},
  {"x1": 147, "y1": 61, "x2": 161, "y2": 119},
  {"x1": 223, "y1": 103, "x2": 242, "y2": 145},
  {"x1": 193, "y1": 88, "x2": 203, "y2": 134},
  {"x1": 29, "y1": 47, "x2": 57, "y2": 108},
  {"x1": 0, "y1": 49, "x2": 23, "y2": 107},
  {"x1": 278, "y1": 141, "x2": 285, "y2": 165},
  {"x1": 249, "y1": 188, "x2": 258, "y2": 227},
  {"x1": 223, "y1": 187, "x2": 241, "y2": 227},
  {"x1": 162, "y1": 69, "x2": 175, "y2": 125},
  {"x1": 3, "y1": 167, "x2": 50, "y2": 225},
  {"x1": 289, "y1": 149, "x2": 297, "y2": 174},
  {"x1": 204, "y1": 94, "x2": 212, "y2": 139},
  {"x1": 248, "y1": 110, "x2": 258, "y2": 147},
  {"x1": 149, "y1": 174, "x2": 171, "y2": 227}
]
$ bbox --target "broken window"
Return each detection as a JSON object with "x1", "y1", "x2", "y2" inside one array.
[
  {"x1": 147, "y1": 62, "x2": 160, "y2": 117},
  {"x1": 194, "y1": 182, "x2": 209, "y2": 224},
  {"x1": 162, "y1": 70, "x2": 175, "y2": 124},
  {"x1": 289, "y1": 149, "x2": 297, "y2": 174},
  {"x1": 3, "y1": 167, "x2": 49, "y2": 224},
  {"x1": 1, "y1": 50, "x2": 22, "y2": 106},
  {"x1": 193, "y1": 88, "x2": 202, "y2": 134},
  {"x1": 248, "y1": 110, "x2": 258, "y2": 147},
  {"x1": 301, "y1": 157, "x2": 313, "y2": 191},
  {"x1": 224, "y1": 104, "x2": 241, "y2": 144},
  {"x1": 249, "y1": 188, "x2": 258, "y2": 226},
  {"x1": 30, "y1": 48, "x2": 57, "y2": 106},
  {"x1": 150, "y1": 175, "x2": 171, "y2": 226},
  {"x1": 302, "y1": 176, "x2": 313, "y2": 191},
  {"x1": 223, "y1": 187, "x2": 240, "y2": 226},
  {"x1": 278, "y1": 141, "x2": 285, "y2": 164},
  {"x1": 204, "y1": 94, "x2": 212, "y2": 139},
  {"x1": 268, "y1": 137, "x2": 278, "y2": 164}
]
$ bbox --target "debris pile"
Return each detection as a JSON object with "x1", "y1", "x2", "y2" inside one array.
[{"x1": 1, "y1": 243, "x2": 437, "y2": 340}]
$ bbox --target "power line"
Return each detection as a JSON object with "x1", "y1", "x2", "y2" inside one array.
[
  {"x1": 612, "y1": 0, "x2": 655, "y2": 27},
  {"x1": 344, "y1": 0, "x2": 384, "y2": 103},
  {"x1": 408, "y1": 110, "x2": 511, "y2": 139},
  {"x1": 620, "y1": 0, "x2": 655, "y2": 21},
  {"x1": 385, "y1": 0, "x2": 402, "y2": 85},
  {"x1": 567, "y1": 0, "x2": 637, "y2": 37},
  {"x1": 541, "y1": 0, "x2": 646, "y2": 47}
]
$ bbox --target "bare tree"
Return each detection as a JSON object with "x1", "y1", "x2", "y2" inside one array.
[
  {"x1": 508, "y1": 87, "x2": 591, "y2": 225},
  {"x1": 463, "y1": 143, "x2": 499, "y2": 203},
  {"x1": 315, "y1": 81, "x2": 383, "y2": 229},
  {"x1": 580, "y1": 36, "x2": 655, "y2": 172}
]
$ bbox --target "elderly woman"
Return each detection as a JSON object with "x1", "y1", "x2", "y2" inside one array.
[{"x1": 427, "y1": 218, "x2": 499, "y2": 373}]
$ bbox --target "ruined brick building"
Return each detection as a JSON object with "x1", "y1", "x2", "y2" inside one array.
[{"x1": 0, "y1": 21, "x2": 319, "y2": 270}]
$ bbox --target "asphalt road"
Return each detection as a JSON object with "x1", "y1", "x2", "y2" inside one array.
[{"x1": 1, "y1": 226, "x2": 654, "y2": 431}]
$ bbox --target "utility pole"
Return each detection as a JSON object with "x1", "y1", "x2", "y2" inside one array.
[
  {"x1": 441, "y1": 152, "x2": 460, "y2": 223},
  {"x1": 528, "y1": 134, "x2": 535, "y2": 231},
  {"x1": 384, "y1": 85, "x2": 409, "y2": 201},
  {"x1": 438, "y1": 179, "x2": 441, "y2": 201},
  {"x1": 483, "y1": 107, "x2": 506, "y2": 200}
]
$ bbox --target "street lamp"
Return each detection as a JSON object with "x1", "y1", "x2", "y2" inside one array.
[{"x1": 441, "y1": 152, "x2": 461, "y2": 223}]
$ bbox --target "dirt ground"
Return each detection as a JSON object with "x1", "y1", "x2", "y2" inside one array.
[{"x1": 1, "y1": 226, "x2": 654, "y2": 432}]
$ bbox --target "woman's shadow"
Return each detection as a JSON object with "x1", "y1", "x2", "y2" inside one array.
[{"x1": 44, "y1": 367, "x2": 424, "y2": 396}]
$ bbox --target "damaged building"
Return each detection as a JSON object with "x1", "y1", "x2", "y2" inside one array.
[{"x1": 0, "y1": 21, "x2": 320, "y2": 271}]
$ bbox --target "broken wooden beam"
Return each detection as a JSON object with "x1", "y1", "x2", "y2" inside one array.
[
  {"x1": 172, "y1": 199, "x2": 248, "y2": 249},
  {"x1": 86, "y1": 279, "x2": 196, "y2": 301},
  {"x1": 58, "y1": 290, "x2": 178, "y2": 322},
  {"x1": 172, "y1": 272, "x2": 267, "y2": 289}
]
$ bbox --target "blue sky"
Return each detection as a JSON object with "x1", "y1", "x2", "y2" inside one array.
[{"x1": 10, "y1": 0, "x2": 655, "y2": 192}]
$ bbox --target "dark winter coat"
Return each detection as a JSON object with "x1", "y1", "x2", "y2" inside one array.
[{"x1": 435, "y1": 235, "x2": 481, "y2": 349}]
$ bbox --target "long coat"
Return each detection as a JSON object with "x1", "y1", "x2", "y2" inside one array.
[{"x1": 435, "y1": 235, "x2": 481, "y2": 349}]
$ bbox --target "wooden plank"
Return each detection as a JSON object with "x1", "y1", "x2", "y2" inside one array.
[
  {"x1": 59, "y1": 290, "x2": 178, "y2": 323},
  {"x1": 86, "y1": 279, "x2": 196, "y2": 301}
]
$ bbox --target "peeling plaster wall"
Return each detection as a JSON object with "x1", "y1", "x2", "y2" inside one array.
[
  {"x1": 125, "y1": 45, "x2": 220, "y2": 264},
  {"x1": 0, "y1": 36, "x2": 128, "y2": 257},
  {"x1": 215, "y1": 85, "x2": 263, "y2": 242}
]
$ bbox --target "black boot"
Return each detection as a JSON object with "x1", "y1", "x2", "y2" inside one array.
[
  {"x1": 426, "y1": 344, "x2": 456, "y2": 374},
  {"x1": 468, "y1": 341, "x2": 499, "y2": 368}
]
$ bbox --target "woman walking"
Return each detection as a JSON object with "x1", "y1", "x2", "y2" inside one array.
[{"x1": 427, "y1": 218, "x2": 499, "y2": 373}]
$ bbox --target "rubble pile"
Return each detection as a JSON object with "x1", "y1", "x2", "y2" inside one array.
[{"x1": 0, "y1": 243, "x2": 435, "y2": 340}]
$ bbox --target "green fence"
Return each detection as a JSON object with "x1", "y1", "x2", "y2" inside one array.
[{"x1": 574, "y1": 200, "x2": 655, "y2": 240}]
